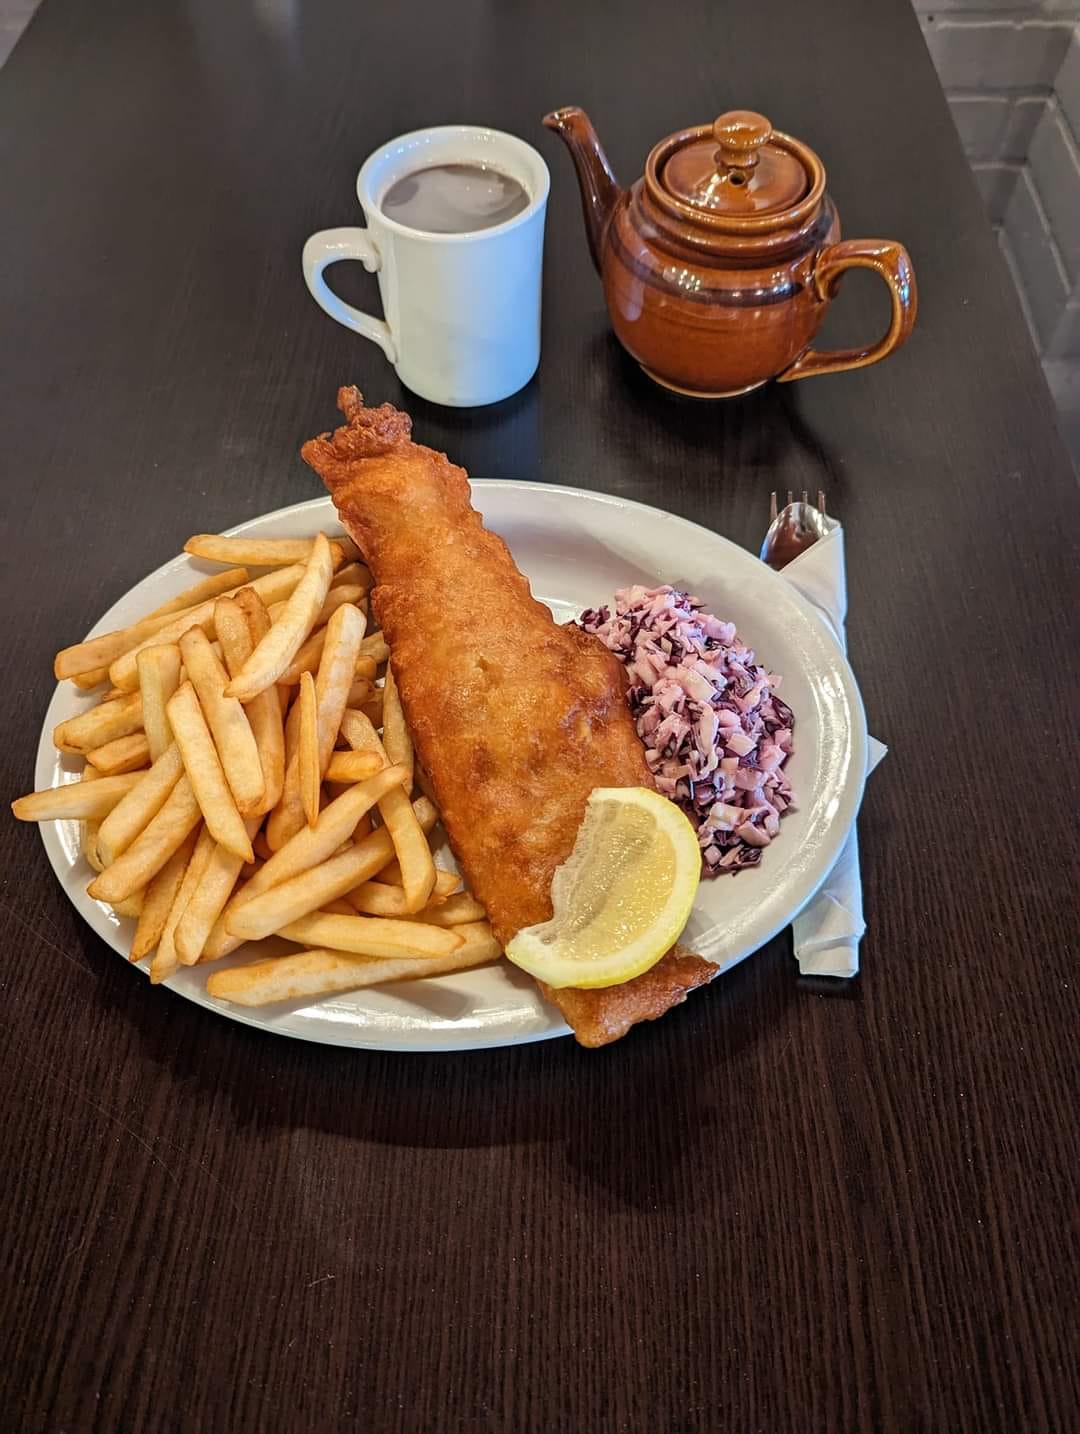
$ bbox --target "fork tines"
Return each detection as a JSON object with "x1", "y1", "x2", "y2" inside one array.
[{"x1": 768, "y1": 488, "x2": 827, "y2": 520}]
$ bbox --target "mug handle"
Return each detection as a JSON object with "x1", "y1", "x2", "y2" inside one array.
[
  {"x1": 778, "y1": 239, "x2": 916, "y2": 383},
  {"x1": 301, "y1": 227, "x2": 398, "y2": 363}
]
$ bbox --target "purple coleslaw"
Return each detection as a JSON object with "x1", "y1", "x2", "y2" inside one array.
[{"x1": 578, "y1": 585, "x2": 796, "y2": 875}]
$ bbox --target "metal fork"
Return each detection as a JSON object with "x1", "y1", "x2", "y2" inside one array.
[{"x1": 760, "y1": 489, "x2": 829, "y2": 570}]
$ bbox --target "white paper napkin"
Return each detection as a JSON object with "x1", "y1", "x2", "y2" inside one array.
[{"x1": 777, "y1": 519, "x2": 886, "y2": 977}]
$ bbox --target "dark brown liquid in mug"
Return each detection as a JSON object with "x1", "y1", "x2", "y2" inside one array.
[{"x1": 380, "y1": 163, "x2": 529, "y2": 234}]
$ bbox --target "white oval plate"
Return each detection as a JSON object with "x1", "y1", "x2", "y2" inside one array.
[{"x1": 35, "y1": 484, "x2": 867, "y2": 1052}]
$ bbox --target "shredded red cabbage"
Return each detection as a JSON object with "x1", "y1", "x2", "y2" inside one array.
[{"x1": 578, "y1": 585, "x2": 796, "y2": 876}]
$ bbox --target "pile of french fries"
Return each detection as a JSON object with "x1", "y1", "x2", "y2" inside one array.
[{"x1": 12, "y1": 530, "x2": 500, "y2": 1005}]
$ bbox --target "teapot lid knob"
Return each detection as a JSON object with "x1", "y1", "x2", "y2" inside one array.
[
  {"x1": 712, "y1": 110, "x2": 772, "y2": 171},
  {"x1": 652, "y1": 106, "x2": 813, "y2": 219}
]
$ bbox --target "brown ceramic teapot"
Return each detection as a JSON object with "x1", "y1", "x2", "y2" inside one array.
[{"x1": 544, "y1": 106, "x2": 917, "y2": 397}]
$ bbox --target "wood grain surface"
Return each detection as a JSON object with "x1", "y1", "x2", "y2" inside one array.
[{"x1": 1, "y1": 1, "x2": 1078, "y2": 1430}]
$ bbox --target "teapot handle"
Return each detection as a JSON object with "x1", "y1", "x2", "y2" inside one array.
[{"x1": 778, "y1": 239, "x2": 916, "y2": 384}]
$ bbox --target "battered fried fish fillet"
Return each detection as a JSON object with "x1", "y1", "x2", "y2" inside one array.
[{"x1": 301, "y1": 387, "x2": 719, "y2": 1046}]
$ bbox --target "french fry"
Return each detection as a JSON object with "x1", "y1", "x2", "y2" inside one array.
[
  {"x1": 111, "y1": 891, "x2": 145, "y2": 919},
  {"x1": 380, "y1": 667, "x2": 413, "y2": 790},
  {"x1": 53, "y1": 692, "x2": 143, "y2": 755},
  {"x1": 137, "y1": 643, "x2": 182, "y2": 761},
  {"x1": 324, "y1": 750, "x2": 384, "y2": 784},
  {"x1": 56, "y1": 608, "x2": 221, "y2": 688},
  {"x1": 206, "y1": 923, "x2": 499, "y2": 1007},
  {"x1": 203, "y1": 842, "x2": 384, "y2": 959},
  {"x1": 83, "y1": 830, "x2": 105, "y2": 872},
  {"x1": 413, "y1": 794, "x2": 443, "y2": 833},
  {"x1": 347, "y1": 867, "x2": 460, "y2": 916},
  {"x1": 359, "y1": 691, "x2": 384, "y2": 726},
  {"x1": 87, "y1": 776, "x2": 202, "y2": 903},
  {"x1": 108, "y1": 564, "x2": 307, "y2": 692},
  {"x1": 376, "y1": 787, "x2": 435, "y2": 912},
  {"x1": 219, "y1": 793, "x2": 435, "y2": 945},
  {"x1": 330, "y1": 560, "x2": 371, "y2": 592},
  {"x1": 227, "y1": 765, "x2": 407, "y2": 912},
  {"x1": 213, "y1": 592, "x2": 253, "y2": 668},
  {"x1": 346, "y1": 678, "x2": 374, "y2": 710},
  {"x1": 282, "y1": 605, "x2": 367, "y2": 711},
  {"x1": 184, "y1": 534, "x2": 346, "y2": 568},
  {"x1": 144, "y1": 568, "x2": 249, "y2": 621},
  {"x1": 278, "y1": 627, "x2": 327, "y2": 687},
  {"x1": 207, "y1": 949, "x2": 377, "y2": 1004},
  {"x1": 443, "y1": 921, "x2": 499, "y2": 957},
  {"x1": 130, "y1": 827, "x2": 200, "y2": 961},
  {"x1": 373, "y1": 859, "x2": 457, "y2": 891},
  {"x1": 224, "y1": 534, "x2": 334, "y2": 702},
  {"x1": 198, "y1": 923, "x2": 247, "y2": 963},
  {"x1": 269, "y1": 602, "x2": 367, "y2": 846},
  {"x1": 166, "y1": 682, "x2": 254, "y2": 861},
  {"x1": 339, "y1": 707, "x2": 384, "y2": 757},
  {"x1": 232, "y1": 584, "x2": 278, "y2": 638},
  {"x1": 173, "y1": 812, "x2": 261, "y2": 965},
  {"x1": 55, "y1": 607, "x2": 194, "y2": 681},
  {"x1": 345, "y1": 882, "x2": 413, "y2": 916},
  {"x1": 218, "y1": 591, "x2": 285, "y2": 813},
  {"x1": 11, "y1": 773, "x2": 142, "y2": 822},
  {"x1": 298, "y1": 671, "x2": 320, "y2": 828},
  {"x1": 278, "y1": 913, "x2": 462, "y2": 958},
  {"x1": 342, "y1": 708, "x2": 431, "y2": 912},
  {"x1": 179, "y1": 627, "x2": 264, "y2": 816},
  {"x1": 375, "y1": 854, "x2": 456, "y2": 889},
  {"x1": 402, "y1": 892, "x2": 487, "y2": 927},
  {"x1": 271, "y1": 582, "x2": 365, "y2": 634},
  {"x1": 319, "y1": 899, "x2": 357, "y2": 916},
  {"x1": 150, "y1": 826, "x2": 216, "y2": 983},
  {"x1": 85, "y1": 732, "x2": 151, "y2": 775},
  {"x1": 358, "y1": 632, "x2": 390, "y2": 664},
  {"x1": 372, "y1": 858, "x2": 404, "y2": 885},
  {"x1": 278, "y1": 630, "x2": 376, "y2": 687},
  {"x1": 199, "y1": 797, "x2": 434, "y2": 960},
  {"x1": 77, "y1": 764, "x2": 104, "y2": 870},
  {"x1": 334, "y1": 534, "x2": 362, "y2": 562},
  {"x1": 95, "y1": 743, "x2": 185, "y2": 866},
  {"x1": 263, "y1": 698, "x2": 303, "y2": 851},
  {"x1": 72, "y1": 667, "x2": 110, "y2": 690},
  {"x1": 315, "y1": 580, "x2": 365, "y2": 624}
]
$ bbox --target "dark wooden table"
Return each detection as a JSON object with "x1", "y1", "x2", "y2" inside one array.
[{"x1": 2, "y1": 1, "x2": 1078, "y2": 1429}]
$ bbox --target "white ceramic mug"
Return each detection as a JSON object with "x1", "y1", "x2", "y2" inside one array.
[{"x1": 302, "y1": 125, "x2": 550, "y2": 407}]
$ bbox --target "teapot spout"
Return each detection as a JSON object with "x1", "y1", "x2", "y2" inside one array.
[{"x1": 543, "y1": 106, "x2": 622, "y2": 274}]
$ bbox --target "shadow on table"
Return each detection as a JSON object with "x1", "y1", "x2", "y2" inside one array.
[
  {"x1": 80, "y1": 920, "x2": 800, "y2": 1215},
  {"x1": 577, "y1": 331, "x2": 845, "y2": 494}
]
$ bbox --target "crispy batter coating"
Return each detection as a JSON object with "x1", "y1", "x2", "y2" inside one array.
[{"x1": 302, "y1": 388, "x2": 718, "y2": 1046}]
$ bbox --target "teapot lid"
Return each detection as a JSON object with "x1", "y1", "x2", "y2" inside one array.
[{"x1": 648, "y1": 111, "x2": 824, "y2": 235}]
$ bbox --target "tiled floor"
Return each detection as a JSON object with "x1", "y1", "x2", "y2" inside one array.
[{"x1": 1, "y1": 0, "x2": 1077, "y2": 469}]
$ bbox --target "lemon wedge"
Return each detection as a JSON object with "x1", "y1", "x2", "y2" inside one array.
[{"x1": 505, "y1": 787, "x2": 701, "y2": 989}]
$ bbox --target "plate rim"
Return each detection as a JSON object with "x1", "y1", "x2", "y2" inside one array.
[{"x1": 33, "y1": 482, "x2": 867, "y2": 1052}]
